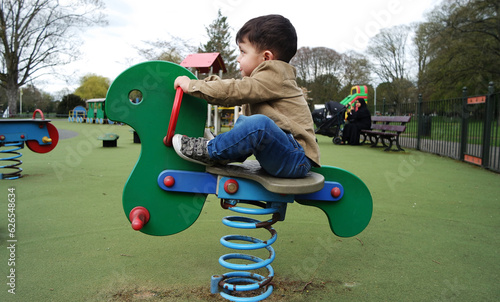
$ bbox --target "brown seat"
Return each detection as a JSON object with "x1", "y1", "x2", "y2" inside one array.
[{"x1": 206, "y1": 160, "x2": 324, "y2": 195}]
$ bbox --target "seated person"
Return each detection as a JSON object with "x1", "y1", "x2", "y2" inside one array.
[
  {"x1": 172, "y1": 14, "x2": 320, "y2": 178},
  {"x1": 342, "y1": 99, "x2": 371, "y2": 145}
]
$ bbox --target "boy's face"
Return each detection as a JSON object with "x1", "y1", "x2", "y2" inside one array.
[{"x1": 237, "y1": 38, "x2": 266, "y2": 77}]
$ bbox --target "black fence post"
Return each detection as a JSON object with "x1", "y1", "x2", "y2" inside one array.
[
  {"x1": 482, "y1": 82, "x2": 494, "y2": 168},
  {"x1": 417, "y1": 94, "x2": 423, "y2": 151},
  {"x1": 460, "y1": 87, "x2": 468, "y2": 161}
]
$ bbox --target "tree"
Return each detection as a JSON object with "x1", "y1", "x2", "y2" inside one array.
[
  {"x1": 308, "y1": 74, "x2": 342, "y2": 104},
  {"x1": 74, "y1": 74, "x2": 110, "y2": 100},
  {"x1": 292, "y1": 47, "x2": 342, "y2": 84},
  {"x1": 291, "y1": 47, "x2": 344, "y2": 104},
  {"x1": 136, "y1": 36, "x2": 196, "y2": 64},
  {"x1": 340, "y1": 50, "x2": 371, "y2": 88},
  {"x1": 291, "y1": 47, "x2": 372, "y2": 105},
  {"x1": 413, "y1": 21, "x2": 434, "y2": 99},
  {"x1": 198, "y1": 10, "x2": 238, "y2": 78},
  {"x1": 20, "y1": 84, "x2": 52, "y2": 113},
  {"x1": 421, "y1": 0, "x2": 500, "y2": 98},
  {"x1": 0, "y1": 0, "x2": 106, "y2": 116},
  {"x1": 56, "y1": 93, "x2": 84, "y2": 115},
  {"x1": 367, "y1": 25, "x2": 412, "y2": 83},
  {"x1": 367, "y1": 25, "x2": 415, "y2": 103},
  {"x1": 292, "y1": 47, "x2": 313, "y2": 83}
]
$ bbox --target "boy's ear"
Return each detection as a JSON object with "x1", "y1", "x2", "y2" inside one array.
[{"x1": 263, "y1": 50, "x2": 275, "y2": 61}]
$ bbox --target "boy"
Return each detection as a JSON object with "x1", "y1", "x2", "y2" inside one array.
[{"x1": 173, "y1": 14, "x2": 320, "y2": 178}]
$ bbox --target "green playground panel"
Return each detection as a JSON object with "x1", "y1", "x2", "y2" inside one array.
[
  {"x1": 105, "y1": 61, "x2": 372, "y2": 238},
  {"x1": 296, "y1": 165, "x2": 372, "y2": 238},
  {"x1": 105, "y1": 61, "x2": 208, "y2": 236}
]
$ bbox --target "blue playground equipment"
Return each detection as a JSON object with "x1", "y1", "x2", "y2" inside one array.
[
  {"x1": 105, "y1": 60, "x2": 373, "y2": 301},
  {"x1": 68, "y1": 99, "x2": 115, "y2": 124},
  {"x1": 68, "y1": 105, "x2": 87, "y2": 123},
  {"x1": 0, "y1": 109, "x2": 59, "y2": 179}
]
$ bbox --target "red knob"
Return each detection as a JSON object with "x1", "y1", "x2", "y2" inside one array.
[
  {"x1": 129, "y1": 206, "x2": 150, "y2": 231},
  {"x1": 331, "y1": 187, "x2": 341, "y2": 198},
  {"x1": 224, "y1": 179, "x2": 239, "y2": 194},
  {"x1": 163, "y1": 175, "x2": 175, "y2": 187}
]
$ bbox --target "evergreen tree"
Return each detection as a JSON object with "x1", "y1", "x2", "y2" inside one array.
[
  {"x1": 198, "y1": 10, "x2": 238, "y2": 78},
  {"x1": 56, "y1": 94, "x2": 85, "y2": 115}
]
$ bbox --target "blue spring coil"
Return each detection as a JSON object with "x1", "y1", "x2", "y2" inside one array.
[
  {"x1": 0, "y1": 142, "x2": 23, "y2": 180},
  {"x1": 212, "y1": 199, "x2": 283, "y2": 302}
]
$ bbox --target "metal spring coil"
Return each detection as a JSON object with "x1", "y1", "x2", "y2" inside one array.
[
  {"x1": 0, "y1": 142, "x2": 23, "y2": 180},
  {"x1": 214, "y1": 199, "x2": 281, "y2": 302}
]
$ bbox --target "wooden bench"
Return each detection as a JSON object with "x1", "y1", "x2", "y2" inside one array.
[{"x1": 361, "y1": 116, "x2": 411, "y2": 151}]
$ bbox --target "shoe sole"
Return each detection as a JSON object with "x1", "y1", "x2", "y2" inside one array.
[{"x1": 172, "y1": 134, "x2": 210, "y2": 166}]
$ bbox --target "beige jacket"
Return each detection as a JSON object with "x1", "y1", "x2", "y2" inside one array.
[{"x1": 187, "y1": 60, "x2": 320, "y2": 167}]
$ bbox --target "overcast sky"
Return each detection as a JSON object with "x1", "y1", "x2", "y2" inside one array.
[{"x1": 37, "y1": 0, "x2": 441, "y2": 96}]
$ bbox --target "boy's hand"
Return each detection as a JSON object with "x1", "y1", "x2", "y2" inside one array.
[{"x1": 174, "y1": 76, "x2": 191, "y2": 93}]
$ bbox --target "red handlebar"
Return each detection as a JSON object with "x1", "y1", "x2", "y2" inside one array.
[
  {"x1": 164, "y1": 87, "x2": 184, "y2": 147},
  {"x1": 32, "y1": 109, "x2": 45, "y2": 120}
]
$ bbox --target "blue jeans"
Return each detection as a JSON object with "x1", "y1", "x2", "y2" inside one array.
[{"x1": 207, "y1": 114, "x2": 312, "y2": 178}]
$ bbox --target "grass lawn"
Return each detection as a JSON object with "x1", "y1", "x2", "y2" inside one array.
[{"x1": 1, "y1": 119, "x2": 499, "y2": 301}]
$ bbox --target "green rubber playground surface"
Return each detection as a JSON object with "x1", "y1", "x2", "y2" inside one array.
[{"x1": 1, "y1": 119, "x2": 499, "y2": 301}]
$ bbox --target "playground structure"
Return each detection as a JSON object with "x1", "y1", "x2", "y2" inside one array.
[
  {"x1": 68, "y1": 105, "x2": 87, "y2": 123},
  {"x1": 105, "y1": 60, "x2": 372, "y2": 301},
  {"x1": 0, "y1": 109, "x2": 59, "y2": 179},
  {"x1": 341, "y1": 85, "x2": 369, "y2": 116},
  {"x1": 86, "y1": 98, "x2": 108, "y2": 124},
  {"x1": 180, "y1": 53, "x2": 239, "y2": 134},
  {"x1": 68, "y1": 98, "x2": 115, "y2": 124}
]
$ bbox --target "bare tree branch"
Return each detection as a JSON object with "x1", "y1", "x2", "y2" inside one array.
[{"x1": 0, "y1": 0, "x2": 106, "y2": 115}]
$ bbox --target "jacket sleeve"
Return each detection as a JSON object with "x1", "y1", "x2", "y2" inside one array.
[{"x1": 187, "y1": 64, "x2": 286, "y2": 107}]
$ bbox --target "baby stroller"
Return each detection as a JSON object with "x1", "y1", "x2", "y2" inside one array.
[{"x1": 312, "y1": 101, "x2": 346, "y2": 144}]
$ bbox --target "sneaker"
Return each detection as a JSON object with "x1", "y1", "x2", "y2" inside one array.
[
  {"x1": 172, "y1": 134, "x2": 216, "y2": 166},
  {"x1": 204, "y1": 128, "x2": 215, "y2": 140}
]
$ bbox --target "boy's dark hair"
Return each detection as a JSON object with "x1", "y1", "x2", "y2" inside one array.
[{"x1": 236, "y1": 14, "x2": 297, "y2": 63}]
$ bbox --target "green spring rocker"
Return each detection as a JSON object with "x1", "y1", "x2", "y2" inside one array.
[{"x1": 105, "y1": 61, "x2": 372, "y2": 301}]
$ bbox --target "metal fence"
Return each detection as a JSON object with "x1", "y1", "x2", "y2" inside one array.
[{"x1": 368, "y1": 83, "x2": 500, "y2": 173}]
